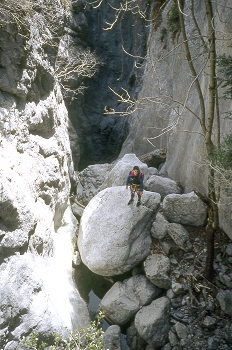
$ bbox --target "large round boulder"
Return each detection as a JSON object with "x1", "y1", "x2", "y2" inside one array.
[{"x1": 78, "y1": 187, "x2": 154, "y2": 276}]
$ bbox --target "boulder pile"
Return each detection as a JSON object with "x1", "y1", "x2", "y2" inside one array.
[{"x1": 73, "y1": 154, "x2": 232, "y2": 350}]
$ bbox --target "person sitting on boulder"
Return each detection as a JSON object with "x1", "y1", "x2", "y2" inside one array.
[{"x1": 126, "y1": 165, "x2": 144, "y2": 206}]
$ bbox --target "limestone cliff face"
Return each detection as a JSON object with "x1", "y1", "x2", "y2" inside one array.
[
  {"x1": 0, "y1": 3, "x2": 89, "y2": 348},
  {"x1": 120, "y1": 0, "x2": 232, "y2": 237}
]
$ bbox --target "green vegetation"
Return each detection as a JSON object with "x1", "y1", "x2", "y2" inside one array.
[
  {"x1": 167, "y1": 0, "x2": 184, "y2": 41},
  {"x1": 209, "y1": 135, "x2": 232, "y2": 194},
  {"x1": 22, "y1": 312, "x2": 105, "y2": 350},
  {"x1": 217, "y1": 54, "x2": 232, "y2": 99},
  {"x1": 160, "y1": 26, "x2": 167, "y2": 42},
  {"x1": 211, "y1": 135, "x2": 232, "y2": 170}
]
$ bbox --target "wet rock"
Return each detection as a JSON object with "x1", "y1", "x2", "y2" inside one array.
[
  {"x1": 144, "y1": 254, "x2": 171, "y2": 289},
  {"x1": 163, "y1": 192, "x2": 207, "y2": 226},
  {"x1": 99, "y1": 275, "x2": 160, "y2": 325},
  {"x1": 78, "y1": 186, "x2": 153, "y2": 276},
  {"x1": 135, "y1": 297, "x2": 170, "y2": 347}
]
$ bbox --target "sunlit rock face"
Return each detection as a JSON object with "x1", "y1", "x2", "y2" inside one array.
[
  {"x1": 119, "y1": 0, "x2": 232, "y2": 238},
  {"x1": 78, "y1": 187, "x2": 154, "y2": 276},
  {"x1": 0, "y1": 4, "x2": 89, "y2": 348}
]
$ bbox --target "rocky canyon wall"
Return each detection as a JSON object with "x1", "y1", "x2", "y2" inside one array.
[
  {"x1": 0, "y1": 2, "x2": 89, "y2": 348},
  {"x1": 120, "y1": 0, "x2": 232, "y2": 237}
]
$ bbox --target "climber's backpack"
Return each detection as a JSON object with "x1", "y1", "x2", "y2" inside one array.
[{"x1": 129, "y1": 170, "x2": 144, "y2": 181}]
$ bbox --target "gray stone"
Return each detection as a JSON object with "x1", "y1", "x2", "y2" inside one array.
[
  {"x1": 208, "y1": 337, "x2": 219, "y2": 350},
  {"x1": 99, "y1": 275, "x2": 161, "y2": 325},
  {"x1": 226, "y1": 243, "x2": 232, "y2": 256},
  {"x1": 172, "y1": 283, "x2": 183, "y2": 295},
  {"x1": 166, "y1": 289, "x2": 175, "y2": 299},
  {"x1": 135, "y1": 297, "x2": 170, "y2": 347},
  {"x1": 126, "y1": 324, "x2": 147, "y2": 350},
  {"x1": 216, "y1": 290, "x2": 232, "y2": 316},
  {"x1": 161, "y1": 344, "x2": 172, "y2": 350},
  {"x1": 219, "y1": 273, "x2": 232, "y2": 288},
  {"x1": 100, "y1": 154, "x2": 148, "y2": 190},
  {"x1": 169, "y1": 331, "x2": 178, "y2": 346},
  {"x1": 159, "y1": 240, "x2": 177, "y2": 255},
  {"x1": 167, "y1": 223, "x2": 192, "y2": 252},
  {"x1": 78, "y1": 187, "x2": 153, "y2": 276},
  {"x1": 72, "y1": 250, "x2": 82, "y2": 266},
  {"x1": 141, "y1": 191, "x2": 161, "y2": 211},
  {"x1": 147, "y1": 167, "x2": 159, "y2": 176},
  {"x1": 163, "y1": 192, "x2": 208, "y2": 227},
  {"x1": 144, "y1": 254, "x2": 171, "y2": 289},
  {"x1": 145, "y1": 175, "x2": 182, "y2": 198},
  {"x1": 71, "y1": 202, "x2": 84, "y2": 219},
  {"x1": 77, "y1": 163, "x2": 112, "y2": 205},
  {"x1": 174, "y1": 322, "x2": 188, "y2": 339},
  {"x1": 103, "y1": 325, "x2": 122, "y2": 350},
  {"x1": 202, "y1": 316, "x2": 217, "y2": 329},
  {"x1": 151, "y1": 212, "x2": 169, "y2": 240}
]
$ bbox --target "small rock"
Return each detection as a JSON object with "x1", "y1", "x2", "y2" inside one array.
[
  {"x1": 216, "y1": 290, "x2": 232, "y2": 316},
  {"x1": 202, "y1": 316, "x2": 217, "y2": 329},
  {"x1": 208, "y1": 336, "x2": 219, "y2": 350},
  {"x1": 174, "y1": 322, "x2": 188, "y2": 339},
  {"x1": 226, "y1": 243, "x2": 232, "y2": 256},
  {"x1": 169, "y1": 330, "x2": 178, "y2": 346},
  {"x1": 72, "y1": 250, "x2": 82, "y2": 266},
  {"x1": 171, "y1": 297, "x2": 182, "y2": 308},
  {"x1": 161, "y1": 344, "x2": 172, "y2": 350},
  {"x1": 103, "y1": 325, "x2": 122, "y2": 350},
  {"x1": 159, "y1": 240, "x2": 177, "y2": 255},
  {"x1": 144, "y1": 254, "x2": 171, "y2": 289},
  {"x1": 151, "y1": 213, "x2": 169, "y2": 240},
  {"x1": 166, "y1": 289, "x2": 175, "y2": 299},
  {"x1": 167, "y1": 223, "x2": 192, "y2": 252},
  {"x1": 172, "y1": 283, "x2": 183, "y2": 295}
]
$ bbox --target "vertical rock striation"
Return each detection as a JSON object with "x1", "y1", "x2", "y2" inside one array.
[{"x1": 0, "y1": 2, "x2": 89, "y2": 348}]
